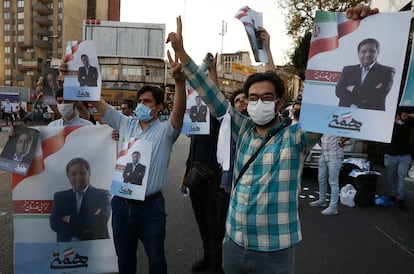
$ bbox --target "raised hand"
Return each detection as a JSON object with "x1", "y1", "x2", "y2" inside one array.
[
  {"x1": 167, "y1": 50, "x2": 185, "y2": 82},
  {"x1": 346, "y1": 4, "x2": 379, "y2": 20}
]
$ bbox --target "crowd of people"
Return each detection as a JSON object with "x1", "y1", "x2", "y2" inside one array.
[{"x1": 7, "y1": 4, "x2": 414, "y2": 274}]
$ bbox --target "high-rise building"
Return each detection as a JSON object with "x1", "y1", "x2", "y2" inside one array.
[{"x1": 0, "y1": 0, "x2": 120, "y2": 90}]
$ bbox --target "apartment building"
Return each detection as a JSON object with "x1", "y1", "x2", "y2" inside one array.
[{"x1": 0, "y1": 0, "x2": 120, "y2": 90}]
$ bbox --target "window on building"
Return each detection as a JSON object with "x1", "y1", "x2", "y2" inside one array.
[
  {"x1": 4, "y1": 12, "x2": 10, "y2": 20},
  {"x1": 26, "y1": 71, "x2": 34, "y2": 76},
  {"x1": 5, "y1": 47, "x2": 10, "y2": 54},
  {"x1": 5, "y1": 58, "x2": 10, "y2": 65},
  {"x1": 17, "y1": 0, "x2": 24, "y2": 8},
  {"x1": 18, "y1": 24, "x2": 24, "y2": 31},
  {"x1": 4, "y1": 24, "x2": 10, "y2": 31},
  {"x1": 17, "y1": 12, "x2": 24, "y2": 19},
  {"x1": 4, "y1": 35, "x2": 10, "y2": 42},
  {"x1": 17, "y1": 35, "x2": 24, "y2": 42},
  {"x1": 17, "y1": 58, "x2": 22, "y2": 65},
  {"x1": 101, "y1": 65, "x2": 119, "y2": 76},
  {"x1": 58, "y1": 13, "x2": 63, "y2": 20},
  {"x1": 87, "y1": 0, "x2": 97, "y2": 19},
  {"x1": 5, "y1": 69, "x2": 11, "y2": 76},
  {"x1": 3, "y1": 1, "x2": 10, "y2": 9},
  {"x1": 58, "y1": 0, "x2": 63, "y2": 9},
  {"x1": 122, "y1": 65, "x2": 142, "y2": 77},
  {"x1": 4, "y1": 80, "x2": 11, "y2": 86}
]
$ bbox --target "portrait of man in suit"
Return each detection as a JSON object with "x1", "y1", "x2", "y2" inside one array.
[
  {"x1": 335, "y1": 38, "x2": 395, "y2": 111},
  {"x1": 189, "y1": 96, "x2": 208, "y2": 122},
  {"x1": 123, "y1": 151, "x2": 146, "y2": 185},
  {"x1": 50, "y1": 158, "x2": 111, "y2": 242},
  {"x1": 78, "y1": 54, "x2": 98, "y2": 87},
  {"x1": 0, "y1": 128, "x2": 35, "y2": 164}
]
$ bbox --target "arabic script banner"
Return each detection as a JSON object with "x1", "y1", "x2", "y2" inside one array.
[
  {"x1": 301, "y1": 11, "x2": 411, "y2": 143},
  {"x1": 12, "y1": 125, "x2": 118, "y2": 274}
]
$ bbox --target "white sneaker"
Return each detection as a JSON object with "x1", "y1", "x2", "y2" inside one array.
[
  {"x1": 321, "y1": 207, "x2": 338, "y2": 216},
  {"x1": 309, "y1": 200, "x2": 327, "y2": 207}
]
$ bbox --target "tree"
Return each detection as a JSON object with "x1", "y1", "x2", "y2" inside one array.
[{"x1": 278, "y1": 0, "x2": 371, "y2": 41}]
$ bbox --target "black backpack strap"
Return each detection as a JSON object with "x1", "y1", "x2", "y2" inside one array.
[{"x1": 234, "y1": 121, "x2": 288, "y2": 187}]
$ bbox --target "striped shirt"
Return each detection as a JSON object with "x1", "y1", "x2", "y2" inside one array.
[
  {"x1": 320, "y1": 135, "x2": 344, "y2": 161},
  {"x1": 183, "y1": 60, "x2": 320, "y2": 251}
]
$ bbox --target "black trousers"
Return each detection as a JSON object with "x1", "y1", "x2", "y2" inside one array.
[{"x1": 189, "y1": 180, "x2": 222, "y2": 265}]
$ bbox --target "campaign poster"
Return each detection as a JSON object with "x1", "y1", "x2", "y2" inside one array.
[
  {"x1": 300, "y1": 11, "x2": 411, "y2": 143},
  {"x1": 111, "y1": 138, "x2": 152, "y2": 201},
  {"x1": 12, "y1": 125, "x2": 118, "y2": 274},
  {"x1": 400, "y1": 45, "x2": 414, "y2": 107},
  {"x1": 42, "y1": 68, "x2": 60, "y2": 105},
  {"x1": 63, "y1": 40, "x2": 102, "y2": 101},
  {"x1": 235, "y1": 6, "x2": 269, "y2": 63},
  {"x1": 0, "y1": 126, "x2": 39, "y2": 175},
  {"x1": 181, "y1": 83, "x2": 210, "y2": 135}
]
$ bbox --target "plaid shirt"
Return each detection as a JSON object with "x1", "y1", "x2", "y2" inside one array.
[
  {"x1": 183, "y1": 60, "x2": 320, "y2": 251},
  {"x1": 320, "y1": 135, "x2": 344, "y2": 161}
]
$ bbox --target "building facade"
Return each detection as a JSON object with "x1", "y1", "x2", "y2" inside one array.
[{"x1": 0, "y1": 0, "x2": 119, "y2": 90}]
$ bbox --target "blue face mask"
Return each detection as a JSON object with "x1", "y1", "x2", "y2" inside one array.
[{"x1": 134, "y1": 103, "x2": 155, "y2": 122}]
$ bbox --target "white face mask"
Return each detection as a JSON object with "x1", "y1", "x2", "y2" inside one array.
[
  {"x1": 247, "y1": 99, "x2": 277, "y2": 125},
  {"x1": 57, "y1": 103, "x2": 75, "y2": 118}
]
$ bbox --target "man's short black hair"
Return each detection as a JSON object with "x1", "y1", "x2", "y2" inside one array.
[
  {"x1": 122, "y1": 99, "x2": 134, "y2": 109},
  {"x1": 243, "y1": 71, "x2": 285, "y2": 99},
  {"x1": 229, "y1": 89, "x2": 244, "y2": 107},
  {"x1": 137, "y1": 85, "x2": 165, "y2": 105},
  {"x1": 358, "y1": 38, "x2": 380, "y2": 52},
  {"x1": 66, "y1": 158, "x2": 90, "y2": 175}
]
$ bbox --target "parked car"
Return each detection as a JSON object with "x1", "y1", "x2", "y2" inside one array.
[{"x1": 303, "y1": 138, "x2": 368, "y2": 170}]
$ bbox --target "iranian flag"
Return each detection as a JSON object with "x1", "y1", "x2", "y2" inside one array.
[{"x1": 308, "y1": 11, "x2": 360, "y2": 60}]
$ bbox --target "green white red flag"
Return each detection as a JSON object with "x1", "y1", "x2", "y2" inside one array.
[{"x1": 308, "y1": 11, "x2": 360, "y2": 60}]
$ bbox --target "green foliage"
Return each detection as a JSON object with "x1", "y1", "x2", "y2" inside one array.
[
  {"x1": 278, "y1": 0, "x2": 371, "y2": 39},
  {"x1": 291, "y1": 32, "x2": 311, "y2": 79}
]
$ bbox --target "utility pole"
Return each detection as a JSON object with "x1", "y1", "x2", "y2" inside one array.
[{"x1": 219, "y1": 20, "x2": 227, "y2": 72}]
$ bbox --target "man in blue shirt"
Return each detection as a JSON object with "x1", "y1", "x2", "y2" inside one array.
[{"x1": 91, "y1": 53, "x2": 186, "y2": 274}]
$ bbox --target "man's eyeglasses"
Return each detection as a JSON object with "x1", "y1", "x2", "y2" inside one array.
[{"x1": 248, "y1": 94, "x2": 277, "y2": 105}]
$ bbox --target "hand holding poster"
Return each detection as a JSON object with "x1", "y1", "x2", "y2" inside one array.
[
  {"x1": 63, "y1": 40, "x2": 102, "y2": 101},
  {"x1": 235, "y1": 6, "x2": 269, "y2": 63},
  {"x1": 181, "y1": 83, "x2": 211, "y2": 135},
  {"x1": 300, "y1": 11, "x2": 411, "y2": 143}
]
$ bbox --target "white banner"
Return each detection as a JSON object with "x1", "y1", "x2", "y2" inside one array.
[{"x1": 12, "y1": 125, "x2": 118, "y2": 273}]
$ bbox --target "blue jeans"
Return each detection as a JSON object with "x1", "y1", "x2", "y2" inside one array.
[
  {"x1": 384, "y1": 154, "x2": 412, "y2": 200},
  {"x1": 111, "y1": 195, "x2": 167, "y2": 274},
  {"x1": 222, "y1": 238, "x2": 295, "y2": 274},
  {"x1": 318, "y1": 157, "x2": 342, "y2": 208}
]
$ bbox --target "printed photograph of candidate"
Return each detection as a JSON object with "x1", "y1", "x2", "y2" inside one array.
[
  {"x1": 50, "y1": 157, "x2": 111, "y2": 242},
  {"x1": 0, "y1": 126, "x2": 38, "y2": 165},
  {"x1": 335, "y1": 38, "x2": 395, "y2": 111}
]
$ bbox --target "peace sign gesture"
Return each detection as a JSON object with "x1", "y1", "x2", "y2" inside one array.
[{"x1": 167, "y1": 50, "x2": 185, "y2": 82}]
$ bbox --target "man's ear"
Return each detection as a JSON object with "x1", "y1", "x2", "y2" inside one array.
[
  {"x1": 156, "y1": 103, "x2": 164, "y2": 113},
  {"x1": 275, "y1": 98, "x2": 284, "y2": 112}
]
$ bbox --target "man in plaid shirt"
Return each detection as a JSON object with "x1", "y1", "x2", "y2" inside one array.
[{"x1": 167, "y1": 4, "x2": 377, "y2": 273}]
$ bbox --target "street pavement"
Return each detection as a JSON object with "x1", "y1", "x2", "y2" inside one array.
[{"x1": 1, "y1": 127, "x2": 414, "y2": 274}]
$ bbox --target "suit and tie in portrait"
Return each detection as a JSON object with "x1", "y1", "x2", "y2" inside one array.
[
  {"x1": 189, "y1": 96, "x2": 208, "y2": 122},
  {"x1": 123, "y1": 151, "x2": 146, "y2": 185},
  {"x1": 78, "y1": 54, "x2": 98, "y2": 87},
  {"x1": 50, "y1": 158, "x2": 111, "y2": 242},
  {"x1": 335, "y1": 38, "x2": 395, "y2": 111}
]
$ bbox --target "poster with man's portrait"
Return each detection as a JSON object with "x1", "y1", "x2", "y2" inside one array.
[
  {"x1": 11, "y1": 125, "x2": 117, "y2": 273},
  {"x1": 111, "y1": 138, "x2": 152, "y2": 201},
  {"x1": 63, "y1": 40, "x2": 102, "y2": 101},
  {"x1": 42, "y1": 68, "x2": 61, "y2": 105},
  {"x1": 0, "y1": 126, "x2": 39, "y2": 175},
  {"x1": 181, "y1": 84, "x2": 210, "y2": 135},
  {"x1": 300, "y1": 11, "x2": 411, "y2": 143}
]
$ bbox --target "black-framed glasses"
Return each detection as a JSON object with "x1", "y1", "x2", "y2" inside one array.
[{"x1": 248, "y1": 94, "x2": 276, "y2": 105}]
